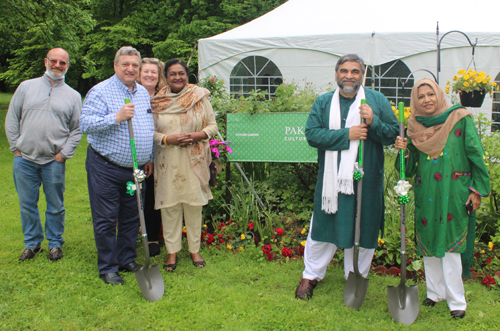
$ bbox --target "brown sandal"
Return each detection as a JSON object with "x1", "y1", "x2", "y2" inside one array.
[
  {"x1": 295, "y1": 278, "x2": 319, "y2": 300},
  {"x1": 163, "y1": 255, "x2": 177, "y2": 272}
]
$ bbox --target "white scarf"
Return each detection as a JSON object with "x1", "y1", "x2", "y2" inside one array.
[{"x1": 321, "y1": 87, "x2": 365, "y2": 214}]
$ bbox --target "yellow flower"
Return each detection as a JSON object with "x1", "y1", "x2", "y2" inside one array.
[
  {"x1": 457, "y1": 69, "x2": 466, "y2": 75},
  {"x1": 453, "y1": 75, "x2": 459, "y2": 81},
  {"x1": 447, "y1": 80, "x2": 450, "y2": 85},
  {"x1": 182, "y1": 226, "x2": 186, "y2": 233},
  {"x1": 463, "y1": 82, "x2": 470, "y2": 87},
  {"x1": 240, "y1": 234, "x2": 245, "y2": 240},
  {"x1": 301, "y1": 241, "x2": 306, "y2": 247},
  {"x1": 202, "y1": 224, "x2": 207, "y2": 228},
  {"x1": 227, "y1": 244, "x2": 233, "y2": 250},
  {"x1": 488, "y1": 242, "x2": 494, "y2": 251},
  {"x1": 305, "y1": 225, "x2": 309, "y2": 228},
  {"x1": 475, "y1": 77, "x2": 483, "y2": 83},
  {"x1": 480, "y1": 250, "x2": 485, "y2": 254},
  {"x1": 381, "y1": 239, "x2": 385, "y2": 244},
  {"x1": 463, "y1": 74, "x2": 470, "y2": 80},
  {"x1": 471, "y1": 70, "x2": 478, "y2": 76},
  {"x1": 479, "y1": 71, "x2": 485, "y2": 76},
  {"x1": 474, "y1": 82, "x2": 477, "y2": 87},
  {"x1": 240, "y1": 246, "x2": 244, "y2": 250},
  {"x1": 492, "y1": 81, "x2": 497, "y2": 87},
  {"x1": 485, "y1": 151, "x2": 489, "y2": 156},
  {"x1": 301, "y1": 229, "x2": 306, "y2": 235}
]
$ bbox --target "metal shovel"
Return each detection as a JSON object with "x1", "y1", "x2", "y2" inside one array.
[
  {"x1": 387, "y1": 102, "x2": 419, "y2": 325},
  {"x1": 125, "y1": 98, "x2": 165, "y2": 302},
  {"x1": 344, "y1": 100, "x2": 369, "y2": 310}
]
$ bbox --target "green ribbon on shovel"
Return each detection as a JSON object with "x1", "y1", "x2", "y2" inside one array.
[
  {"x1": 125, "y1": 98, "x2": 139, "y2": 170},
  {"x1": 395, "y1": 102, "x2": 411, "y2": 204},
  {"x1": 353, "y1": 99, "x2": 366, "y2": 181}
]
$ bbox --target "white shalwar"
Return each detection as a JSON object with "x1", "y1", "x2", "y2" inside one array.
[
  {"x1": 303, "y1": 215, "x2": 375, "y2": 281},
  {"x1": 423, "y1": 252, "x2": 467, "y2": 311}
]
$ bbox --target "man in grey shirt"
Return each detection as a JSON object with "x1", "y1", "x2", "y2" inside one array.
[{"x1": 5, "y1": 48, "x2": 82, "y2": 261}]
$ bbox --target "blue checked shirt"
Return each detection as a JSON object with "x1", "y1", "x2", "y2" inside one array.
[{"x1": 80, "y1": 75, "x2": 154, "y2": 167}]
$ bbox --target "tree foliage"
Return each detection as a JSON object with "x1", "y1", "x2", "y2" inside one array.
[{"x1": 0, "y1": 0, "x2": 287, "y2": 93}]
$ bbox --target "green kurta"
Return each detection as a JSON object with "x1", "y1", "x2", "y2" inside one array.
[
  {"x1": 400, "y1": 115, "x2": 490, "y2": 257},
  {"x1": 306, "y1": 89, "x2": 399, "y2": 248}
]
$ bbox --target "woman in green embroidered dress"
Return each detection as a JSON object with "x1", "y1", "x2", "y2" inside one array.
[{"x1": 395, "y1": 78, "x2": 490, "y2": 319}]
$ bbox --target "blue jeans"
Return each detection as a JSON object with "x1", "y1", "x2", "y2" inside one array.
[{"x1": 13, "y1": 156, "x2": 66, "y2": 249}]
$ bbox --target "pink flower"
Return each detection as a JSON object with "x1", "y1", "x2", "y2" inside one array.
[
  {"x1": 452, "y1": 173, "x2": 459, "y2": 180},
  {"x1": 422, "y1": 218, "x2": 428, "y2": 226},
  {"x1": 455, "y1": 129, "x2": 462, "y2": 137},
  {"x1": 447, "y1": 214, "x2": 453, "y2": 221},
  {"x1": 209, "y1": 139, "x2": 219, "y2": 146},
  {"x1": 434, "y1": 173, "x2": 442, "y2": 181},
  {"x1": 210, "y1": 78, "x2": 215, "y2": 82},
  {"x1": 211, "y1": 148, "x2": 220, "y2": 158},
  {"x1": 226, "y1": 146, "x2": 232, "y2": 154}
]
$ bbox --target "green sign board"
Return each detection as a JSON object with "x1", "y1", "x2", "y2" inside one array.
[{"x1": 226, "y1": 112, "x2": 317, "y2": 163}]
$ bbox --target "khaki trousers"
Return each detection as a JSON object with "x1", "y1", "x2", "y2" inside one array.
[{"x1": 161, "y1": 204, "x2": 202, "y2": 254}]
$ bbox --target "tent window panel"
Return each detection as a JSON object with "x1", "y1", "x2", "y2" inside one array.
[
  {"x1": 365, "y1": 60, "x2": 413, "y2": 105},
  {"x1": 230, "y1": 56, "x2": 283, "y2": 99},
  {"x1": 492, "y1": 75, "x2": 500, "y2": 131}
]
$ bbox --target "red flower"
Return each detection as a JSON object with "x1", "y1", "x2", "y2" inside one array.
[
  {"x1": 422, "y1": 218, "x2": 428, "y2": 226},
  {"x1": 486, "y1": 257, "x2": 492, "y2": 263},
  {"x1": 455, "y1": 129, "x2": 462, "y2": 137},
  {"x1": 281, "y1": 246, "x2": 293, "y2": 258},
  {"x1": 452, "y1": 173, "x2": 459, "y2": 180},
  {"x1": 207, "y1": 234, "x2": 214, "y2": 245},
  {"x1": 447, "y1": 214, "x2": 453, "y2": 221},
  {"x1": 219, "y1": 239, "x2": 225, "y2": 243},
  {"x1": 218, "y1": 234, "x2": 223, "y2": 238},
  {"x1": 248, "y1": 222, "x2": 254, "y2": 230},
  {"x1": 275, "y1": 228, "x2": 284, "y2": 236},
  {"x1": 210, "y1": 78, "x2": 215, "y2": 82},
  {"x1": 481, "y1": 276, "x2": 495, "y2": 287},
  {"x1": 434, "y1": 173, "x2": 442, "y2": 181}
]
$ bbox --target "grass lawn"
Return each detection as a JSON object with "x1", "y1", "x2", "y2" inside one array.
[{"x1": 0, "y1": 92, "x2": 498, "y2": 330}]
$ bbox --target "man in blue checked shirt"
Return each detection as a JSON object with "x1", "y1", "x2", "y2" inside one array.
[{"x1": 80, "y1": 46, "x2": 155, "y2": 285}]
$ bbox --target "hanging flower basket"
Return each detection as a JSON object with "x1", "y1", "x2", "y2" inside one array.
[{"x1": 459, "y1": 89, "x2": 486, "y2": 107}]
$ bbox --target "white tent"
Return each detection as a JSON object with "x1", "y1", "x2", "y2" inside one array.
[{"x1": 198, "y1": 0, "x2": 500, "y2": 123}]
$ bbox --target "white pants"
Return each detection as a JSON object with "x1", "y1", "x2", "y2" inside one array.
[
  {"x1": 303, "y1": 215, "x2": 375, "y2": 280},
  {"x1": 423, "y1": 252, "x2": 466, "y2": 311}
]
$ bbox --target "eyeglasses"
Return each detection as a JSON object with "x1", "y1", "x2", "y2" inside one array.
[{"x1": 47, "y1": 58, "x2": 68, "y2": 66}]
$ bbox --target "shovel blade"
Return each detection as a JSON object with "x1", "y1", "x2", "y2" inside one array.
[
  {"x1": 387, "y1": 284, "x2": 419, "y2": 326},
  {"x1": 343, "y1": 271, "x2": 369, "y2": 310},
  {"x1": 135, "y1": 265, "x2": 165, "y2": 302}
]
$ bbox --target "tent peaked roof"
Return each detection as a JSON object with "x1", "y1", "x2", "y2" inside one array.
[{"x1": 199, "y1": 0, "x2": 500, "y2": 70}]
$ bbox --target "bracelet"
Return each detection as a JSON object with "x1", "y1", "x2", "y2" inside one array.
[{"x1": 163, "y1": 135, "x2": 169, "y2": 146}]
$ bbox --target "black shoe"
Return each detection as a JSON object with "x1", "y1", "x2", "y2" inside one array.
[
  {"x1": 99, "y1": 272, "x2": 125, "y2": 285},
  {"x1": 119, "y1": 261, "x2": 142, "y2": 272},
  {"x1": 49, "y1": 247, "x2": 63, "y2": 261},
  {"x1": 149, "y1": 243, "x2": 161, "y2": 257},
  {"x1": 19, "y1": 247, "x2": 43, "y2": 261},
  {"x1": 450, "y1": 310, "x2": 466, "y2": 319},
  {"x1": 423, "y1": 298, "x2": 436, "y2": 307}
]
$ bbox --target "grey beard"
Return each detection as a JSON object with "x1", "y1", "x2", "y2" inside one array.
[{"x1": 338, "y1": 81, "x2": 360, "y2": 94}]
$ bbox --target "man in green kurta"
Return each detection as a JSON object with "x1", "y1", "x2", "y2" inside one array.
[{"x1": 295, "y1": 54, "x2": 399, "y2": 300}]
